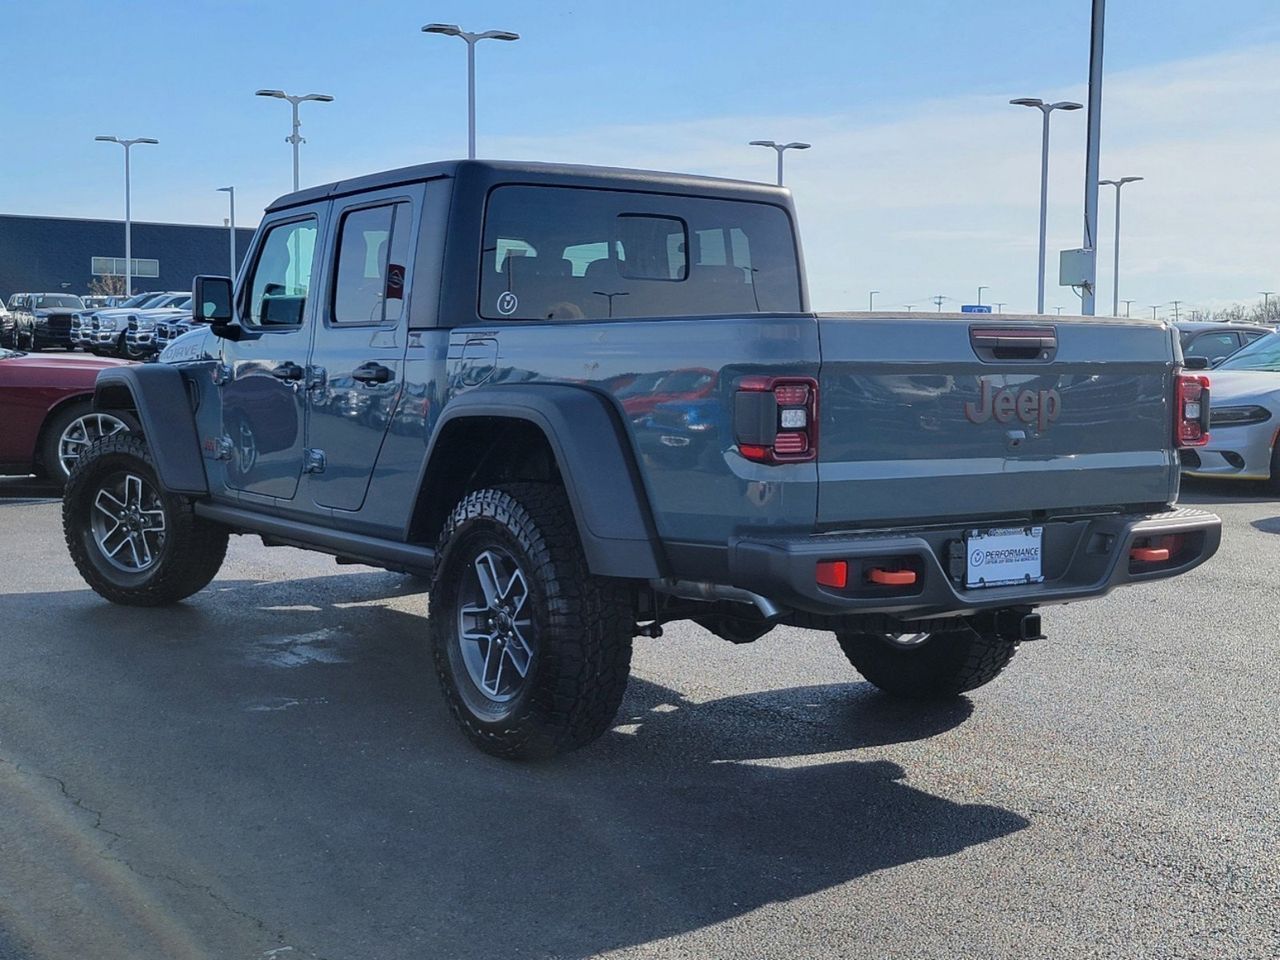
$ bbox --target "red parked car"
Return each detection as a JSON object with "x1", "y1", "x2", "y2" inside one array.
[{"x1": 0, "y1": 347, "x2": 136, "y2": 486}]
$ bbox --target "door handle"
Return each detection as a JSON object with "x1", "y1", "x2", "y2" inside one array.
[
  {"x1": 271, "y1": 361, "x2": 304, "y2": 381},
  {"x1": 351, "y1": 362, "x2": 393, "y2": 385}
]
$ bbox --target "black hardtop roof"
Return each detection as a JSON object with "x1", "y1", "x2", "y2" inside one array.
[{"x1": 265, "y1": 159, "x2": 791, "y2": 213}]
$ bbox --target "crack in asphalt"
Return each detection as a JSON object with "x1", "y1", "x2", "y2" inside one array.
[{"x1": 0, "y1": 754, "x2": 329, "y2": 960}]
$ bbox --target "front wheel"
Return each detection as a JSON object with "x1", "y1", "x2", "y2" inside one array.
[
  {"x1": 835, "y1": 625, "x2": 1019, "y2": 700},
  {"x1": 63, "y1": 434, "x2": 229, "y2": 606},
  {"x1": 429, "y1": 483, "x2": 634, "y2": 759}
]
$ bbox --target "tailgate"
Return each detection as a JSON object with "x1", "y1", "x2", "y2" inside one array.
[{"x1": 816, "y1": 314, "x2": 1179, "y2": 527}]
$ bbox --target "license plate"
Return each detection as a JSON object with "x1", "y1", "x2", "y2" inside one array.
[{"x1": 965, "y1": 526, "x2": 1044, "y2": 588}]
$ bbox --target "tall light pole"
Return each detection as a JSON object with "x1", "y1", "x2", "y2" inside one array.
[
  {"x1": 1080, "y1": 0, "x2": 1107, "y2": 316},
  {"x1": 1010, "y1": 98, "x2": 1083, "y2": 314},
  {"x1": 748, "y1": 140, "x2": 812, "y2": 186},
  {"x1": 1149, "y1": 305, "x2": 1160, "y2": 320},
  {"x1": 1122, "y1": 298, "x2": 1134, "y2": 318},
  {"x1": 977, "y1": 285, "x2": 989, "y2": 306},
  {"x1": 868, "y1": 290, "x2": 879, "y2": 311},
  {"x1": 1261, "y1": 291, "x2": 1275, "y2": 312},
  {"x1": 255, "y1": 89, "x2": 334, "y2": 192},
  {"x1": 1099, "y1": 176, "x2": 1143, "y2": 316},
  {"x1": 994, "y1": 302, "x2": 1006, "y2": 314},
  {"x1": 217, "y1": 186, "x2": 236, "y2": 279},
  {"x1": 95, "y1": 135, "x2": 158, "y2": 298},
  {"x1": 422, "y1": 23, "x2": 520, "y2": 160},
  {"x1": 1054, "y1": 306, "x2": 1065, "y2": 315}
]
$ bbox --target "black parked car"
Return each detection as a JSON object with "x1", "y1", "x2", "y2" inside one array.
[
  {"x1": 12, "y1": 293, "x2": 86, "y2": 351},
  {"x1": 1174, "y1": 320, "x2": 1271, "y2": 367}
]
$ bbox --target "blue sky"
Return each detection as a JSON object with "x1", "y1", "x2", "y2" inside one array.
[{"x1": 3, "y1": 1, "x2": 1280, "y2": 314}]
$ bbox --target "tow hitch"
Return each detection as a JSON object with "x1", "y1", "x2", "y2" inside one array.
[{"x1": 994, "y1": 608, "x2": 1046, "y2": 642}]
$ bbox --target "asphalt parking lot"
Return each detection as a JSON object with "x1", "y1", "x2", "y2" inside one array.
[{"x1": 0, "y1": 478, "x2": 1275, "y2": 960}]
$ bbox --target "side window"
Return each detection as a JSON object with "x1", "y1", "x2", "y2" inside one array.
[
  {"x1": 246, "y1": 217, "x2": 318, "y2": 327},
  {"x1": 331, "y1": 201, "x2": 413, "y2": 324},
  {"x1": 1184, "y1": 332, "x2": 1238, "y2": 360},
  {"x1": 479, "y1": 185, "x2": 801, "y2": 321}
]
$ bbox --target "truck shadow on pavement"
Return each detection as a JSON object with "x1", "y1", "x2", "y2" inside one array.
[{"x1": 9, "y1": 571, "x2": 1029, "y2": 960}]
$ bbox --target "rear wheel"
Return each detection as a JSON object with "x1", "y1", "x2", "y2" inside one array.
[
  {"x1": 429, "y1": 483, "x2": 633, "y2": 759},
  {"x1": 835, "y1": 625, "x2": 1019, "y2": 699},
  {"x1": 63, "y1": 434, "x2": 229, "y2": 606}
]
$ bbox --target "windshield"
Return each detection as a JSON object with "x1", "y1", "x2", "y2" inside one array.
[
  {"x1": 1218, "y1": 332, "x2": 1280, "y2": 372},
  {"x1": 120, "y1": 293, "x2": 154, "y2": 307},
  {"x1": 34, "y1": 295, "x2": 84, "y2": 309}
]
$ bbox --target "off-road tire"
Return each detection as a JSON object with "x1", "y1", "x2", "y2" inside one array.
[
  {"x1": 429, "y1": 483, "x2": 634, "y2": 759},
  {"x1": 63, "y1": 434, "x2": 229, "y2": 606},
  {"x1": 835, "y1": 625, "x2": 1019, "y2": 699}
]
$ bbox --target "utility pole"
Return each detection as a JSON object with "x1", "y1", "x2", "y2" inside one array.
[
  {"x1": 1099, "y1": 176, "x2": 1143, "y2": 315},
  {"x1": 1121, "y1": 298, "x2": 1134, "y2": 318},
  {"x1": 1010, "y1": 98, "x2": 1083, "y2": 314},
  {"x1": 1080, "y1": 0, "x2": 1107, "y2": 315},
  {"x1": 217, "y1": 186, "x2": 236, "y2": 279},
  {"x1": 254, "y1": 89, "x2": 334, "y2": 191},
  {"x1": 1170, "y1": 300, "x2": 1182, "y2": 321},
  {"x1": 422, "y1": 23, "x2": 521, "y2": 160},
  {"x1": 748, "y1": 140, "x2": 811, "y2": 186},
  {"x1": 933, "y1": 295, "x2": 946, "y2": 312},
  {"x1": 94, "y1": 135, "x2": 159, "y2": 297}
]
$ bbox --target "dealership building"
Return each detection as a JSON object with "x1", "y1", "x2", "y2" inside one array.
[{"x1": 0, "y1": 213, "x2": 256, "y2": 303}]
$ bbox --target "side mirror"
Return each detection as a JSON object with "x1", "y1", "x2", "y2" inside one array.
[
  {"x1": 193, "y1": 275, "x2": 240, "y2": 340},
  {"x1": 1183, "y1": 356, "x2": 1211, "y2": 370}
]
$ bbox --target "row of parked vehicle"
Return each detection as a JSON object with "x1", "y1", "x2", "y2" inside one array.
[{"x1": 0, "y1": 290, "x2": 202, "y2": 359}]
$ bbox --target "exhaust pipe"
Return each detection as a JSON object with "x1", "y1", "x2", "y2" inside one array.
[{"x1": 650, "y1": 579, "x2": 783, "y2": 620}]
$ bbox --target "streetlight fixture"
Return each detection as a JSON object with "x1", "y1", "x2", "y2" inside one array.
[
  {"x1": 254, "y1": 89, "x2": 334, "y2": 192},
  {"x1": 1054, "y1": 306, "x2": 1065, "y2": 315},
  {"x1": 1010, "y1": 97, "x2": 1083, "y2": 314},
  {"x1": 868, "y1": 290, "x2": 879, "y2": 311},
  {"x1": 977, "y1": 285, "x2": 989, "y2": 306},
  {"x1": 1261, "y1": 291, "x2": 1275, "y2": 312},
  {"x1": 1149, "y1": 305, "x2": 1160, "y2": 320},
  {"x1": 217, "y1": 187, "x2": 236, "y2": 280},
  {"x1": 422, "y1": 23, "x2": 520, "y2": 160},
  {"x1": 1099, "y1": 176, "x2": 1143, "y2": 316},
  {"x1": 748, "y1": 140, "x2": 811, "y2": 186},
  {"x1": 994, "y1": 302, "x2": 1006, "y2": 314},
  {"x1": 95, "y1": 135, "x2": 158, "y2": 298},
  {"x1": 1121, "y1": 298, "x2": 1135, "y2": 318}
]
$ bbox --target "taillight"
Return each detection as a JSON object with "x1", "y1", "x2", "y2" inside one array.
[
  {"x1": 1176, "y1": 373, "x2": 1211, "y2": 448},
  {"x1": 734, "y1": 375, "x2": 819, "y2": 463}
]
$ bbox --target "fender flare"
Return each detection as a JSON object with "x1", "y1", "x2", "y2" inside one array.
[
  {"x1": 93, "y1": 365, "x2": 209, "y2": 495},
  {"x1": 423, "y1": 385, "x2": 666, "y2": 580}
]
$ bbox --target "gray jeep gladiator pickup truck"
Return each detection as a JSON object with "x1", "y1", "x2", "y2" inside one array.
[{"x1": 61, "y1": 159, "x2": 1221, "y2": 758}]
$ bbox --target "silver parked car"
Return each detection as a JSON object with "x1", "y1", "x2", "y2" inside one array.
[{"x1": 1181, "y1": 331, "x2": 1280, "y2": 490}]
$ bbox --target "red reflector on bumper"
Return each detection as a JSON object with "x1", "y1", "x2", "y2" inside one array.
[
  {"x1": 816, "y1": 560, "x2": 848, "y2": 589},
  {"x1": 1130, "y1": 546, "x2": 1170, "y2": 562},
  {"x1": 868, "y1": 568, "x2": 917, "y2": 586}
]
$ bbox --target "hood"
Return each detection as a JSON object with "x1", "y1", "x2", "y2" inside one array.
[
  {"x1": 1202, "y1": 369, "x2": 1280, "y2": 405},
  {"x1": 3, "y1": 353, "x2": 132, "y2": 386}
]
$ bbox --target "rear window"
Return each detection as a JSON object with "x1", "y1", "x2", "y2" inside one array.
[{"x1": 479, "y1": 185, "x2": 801, "y2": 321}]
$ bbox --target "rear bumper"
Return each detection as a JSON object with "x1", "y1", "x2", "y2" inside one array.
[{"x1": 727, "y1": 507, "x2": 1221, "y2": 617}]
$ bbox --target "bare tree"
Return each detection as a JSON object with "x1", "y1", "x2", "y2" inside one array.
[{"x1": 88, "y1": 275, "x2": 127, "y2": 298}]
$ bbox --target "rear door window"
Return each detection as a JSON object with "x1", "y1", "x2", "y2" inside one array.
[
  {"x1": 479, "y1": 185, "x2": 801, "y2": 321},
  {"x1": 1184, "y1": 332, "x2": 1239, "y2": 361},
  {"x1": 330, "y1": 201, "x2": 413, "y2": 324}
]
